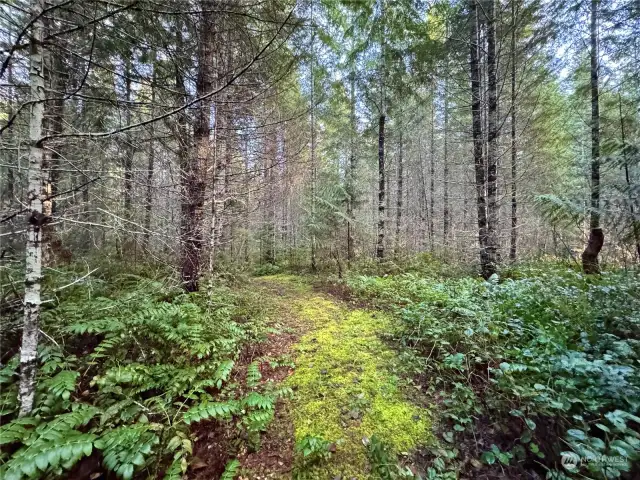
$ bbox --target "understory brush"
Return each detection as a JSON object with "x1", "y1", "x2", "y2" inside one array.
[
  {"x1": 347, "y1": 264, "x2": 640, "y2": 479},
  {"x1": 0, "y1": 263, "x2": 285, "y2": 480}
]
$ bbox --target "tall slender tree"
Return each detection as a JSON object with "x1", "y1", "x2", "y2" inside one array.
[
  {"x1": 581, "y1": 0, "x2": 604, "y2": 273},
  {"x1": 19, "y1": 0, "x2": 47, "y2": 416}
]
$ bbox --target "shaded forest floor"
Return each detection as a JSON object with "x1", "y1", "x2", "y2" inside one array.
[
  {"x1": 230, "y1": 275, "x2": 431, "y2": 479},
  {"x1": 2, "y1": 261, "x2": 639, "y2": 480}
]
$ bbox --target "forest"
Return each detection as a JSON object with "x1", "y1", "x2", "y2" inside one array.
[{"x1": 1, "y1": 0, "x2": 640, "y2": 479}]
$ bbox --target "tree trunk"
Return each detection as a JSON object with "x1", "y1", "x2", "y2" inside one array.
[
  {"x1": 376, "y1": 113, "x2": 386, "y2": 259},
  {"x1": 181, "y1": 3, "x2": 213, "y2": 291},
  {"x1": 582, "y1": 0, "x2": 603, "y2": 274},
  {"x1": 143, "y1": 55, "x2": 157, "y2": 251},
  {"x1": 510, "y1": 0, "x2": 517, "y2": 262},
  {"x1": 2, "y1": 62, "x2": 15, "y2": 210},
  {"x1": 346, "y1": 71, "x2": 356, "y2": 263},
  {"x1": 310, "y1": 8, "x2": 317, "y2": 271},
  {"x1": 19, "y1": 0, "x2": 46, "y2": 417},
  {"x1": 418, "y1": 138, "x2": 428, "y2": 251},
  {"x1": 41, "y1": 15, "x2": 66, "y2": 266},
  {"x1": 485, "y1": 0, "x2": 500, "y2": 276},
  {"x1": 443, "y1": 79, "x2": 450, "y2": 245},
  {"x1": 395, "y1": 127, "x2": 403, "y2": 257},
  {"x1": 619, "y1": 94, "x2": 640, "y2": 260},
  {"x1": 429, "y1": 91, "x2": 435, "y2": 249},
  {"x1": 469, "y1": 0, "x2": 490, "y2": 278},
  {"x1": 123, "y1": 54, "x2": 135, "y2": 219}
]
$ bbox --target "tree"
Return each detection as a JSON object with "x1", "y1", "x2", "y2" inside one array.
[
  {"x1": 19, "y1": 0, "x2": 47, "y2": 417},
  {"x1": 469, "y1": 0, "x2": 490, "y2": 278},
  {"x1": 581, "y1": 0, "x2": 604, "y2": 273},
  {"x1": 180, "y1": 1, "x2": 214, "y2": 291}
]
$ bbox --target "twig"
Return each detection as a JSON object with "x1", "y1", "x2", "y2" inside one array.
[{"x1": 54, "y1": 268, "x2": 99, "y2": 292}]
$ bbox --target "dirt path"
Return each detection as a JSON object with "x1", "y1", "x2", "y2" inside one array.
[{"x1": 241, "y1": 275, "x2": 432, "y2": 479}]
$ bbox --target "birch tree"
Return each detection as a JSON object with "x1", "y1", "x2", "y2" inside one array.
[{"x1": 18, "y1": 0, "x2": 47, "y2": 416}]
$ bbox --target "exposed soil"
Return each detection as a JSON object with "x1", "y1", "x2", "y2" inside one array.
[{"x1": 188, "y1": 276, "x2": 310, "y2": 480}]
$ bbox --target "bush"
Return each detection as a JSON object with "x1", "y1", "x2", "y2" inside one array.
[
  {"x1": 346, "y1": 264, "x2": 640, "y2": 479},
  {"x1": 0, "y1": 265, "x2": 279, "y2": 479}
]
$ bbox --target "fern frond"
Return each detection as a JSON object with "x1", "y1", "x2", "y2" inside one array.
[
  {"x1": 64, "y1": 317, "x2": 125, "y2": 335},
  {"x1": 34, "y1": 405, "x2": 98, "y2": 438},
  {"x1": 535, "y1": 194, "x2": 584, "y2": 227},
  {"x1": 0, "y1": 430, "x2": 96, "y2": 480},
  {"x1": 0, "y1": 358, "x2": 18, "y2": 385},
  {"x1": 95, "y1": 424, "x2": 159, "y2": 480},
  {"x1": 164, "y1": 455, "x2": 188, "y2": 480},
  {"x1": 214, "y1": 360, "x2": 234, "y2": 388},
  {"x1": 0, "y1": 417, "x2": 40, "y2": 446},
  {"x1": 243, "y1": 409, "x2": 274, "y2": 432},
  {"x1": 89, "y1": 334, "x2": 122, "y2": 361},
  {"x1": 242, "y1": 392, "x2": 274, "y2": 410},
  {"x1": 246, "y1": 361, "x2": 262, "y2": 388},
  {"x1": 220, "y1": 459, "x2": 240, "y2": 480},
  {"x1": 0, "y1": 388, "x2": 19, "y2": 416},
  {"x1": 43, "y1": 370, "x2": 79, "y2": 400},
  {"x1": 182, "y1": 401, "x2": 238, "y2": 424}
]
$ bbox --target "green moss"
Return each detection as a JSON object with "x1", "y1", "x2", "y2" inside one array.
[
  {"x1": 259, "y1": 274, "x2": 313, "y2": 294},
  {"x1": 280, "y1": 291, "x2": 432, "y2": 478}
]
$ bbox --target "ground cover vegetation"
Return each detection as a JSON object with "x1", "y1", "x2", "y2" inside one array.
[{"x1": 3, "y1": 0, "x2": 640, "y2": 478}]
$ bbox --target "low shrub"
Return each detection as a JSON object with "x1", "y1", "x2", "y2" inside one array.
[
  {"x1": 347, "y1": 264, "x2": 640, "y2": 479},
  {"x1": 0, "y1": 264, "x2": 280, "y2": 479}
]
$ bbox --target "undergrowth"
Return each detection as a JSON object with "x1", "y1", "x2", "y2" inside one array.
[
  {"x1": 346, "y1": 263, "x2": 640, "y2": 479},
  {"x1": 0, "y1": 263, "x2": 284, "y2": 480}
]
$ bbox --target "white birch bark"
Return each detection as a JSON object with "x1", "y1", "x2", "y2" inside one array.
[{"x1": 19, "y1": 0, "x2": 47, "y2": 417}]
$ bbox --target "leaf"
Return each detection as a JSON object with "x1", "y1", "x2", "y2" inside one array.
[
  {"x1": 481, "y1": 451, "x2": 496, "y2": 465},
  {"x1": 566, "y1": 429, "x2": 586, "y2": 440},
  {"x1": 220, "y1": 459, "x2": 240, "y2": 480}
]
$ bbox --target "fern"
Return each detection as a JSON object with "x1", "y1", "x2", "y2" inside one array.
[
  {"x1": 535, "y1": 194, "x2": 584, "y2": 227},
  {"x1": 0, "y1": 408, "x2": 98, "y2": 480},
  {"x1": 182, "y1": 401, "x2": 238, "y2": 424},
  {"x1": 0, "y1": 387, "x2": 19, "y2": 416},
  {"x1": 164, "y1": 431, "x2": 192, "y2": 480},
  {"x1": 243, "y1": 408, "x2": 275, "y2": 432},
  {"x1": 0, "y1": 417, "x2": 39, "y2": 446},
  {"x1": 35, "y1": 405, "x2": 98, "y2": 437},
  {"x1": 0, "y1": 358, "x2": 18, "y2": 384},
  {"x1": 65, "y1": 317, "x2": 124, "y2": 335},
  {"x1": 0, "y1": 431, "x2": 96, "y2": 480},
  {"x1": 89, "y1": 334, "x2": 122, "y2": 362},
  {"x1": 44, "y1": 370, "x2": 79, "y2": 400},
  {"x1": 242, "y1": 392, "x2": 274, "y2": 410},
  {"x1": 95, "y1": 425, "x2": 159, "y2": 480},
  {"x1": 246, "y1": 361, "x2": 262, "y2": 388},
  {"x1": 214, "y1": 359, "x2": 234, "y2": 388},
  {"x1": 220, "y1": 459, "x2": 241, "y2": 480},
  {"x1": 1, "y1": 268, "x2": 267, "y2": 480}
]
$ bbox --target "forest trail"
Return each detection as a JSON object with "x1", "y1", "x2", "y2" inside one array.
[{"x1": 245, "y1": 275, "x2": 431, "y2": 479}]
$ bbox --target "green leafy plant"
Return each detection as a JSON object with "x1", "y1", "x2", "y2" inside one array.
[
  {"x1": 365, "y1": 435, "x2": 415, "y2": 480},
  {"x1": 346, "y1": 263, "x2": 640, "y2": 478},
  {"x1": 295, "y1": 435, "x2": 333, "y2": 466},
  {"x1": 0, "y1": 265, "x2": 271, "y2": 479}
]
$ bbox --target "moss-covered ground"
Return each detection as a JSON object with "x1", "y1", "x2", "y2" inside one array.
[{"x1": 255, "y1": 275, "x2": 432, "y2": 478}]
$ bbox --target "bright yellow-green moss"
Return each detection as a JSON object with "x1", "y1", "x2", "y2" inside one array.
[
  {"x1": 270, "y1": 285, "x2": 433, "y2": 478},
  {"x1": 259, "y1": 274, "x2": 313, "y2": 294}
]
